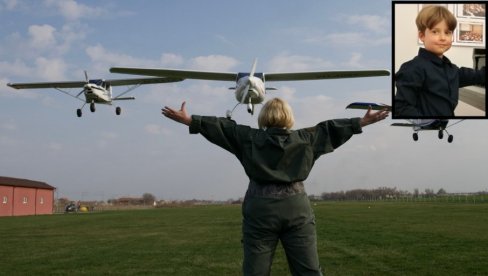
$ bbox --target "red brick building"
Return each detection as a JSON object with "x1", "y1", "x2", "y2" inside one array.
[{"x1": 0, "y1": 176, "x2": 56, "y2": 217}]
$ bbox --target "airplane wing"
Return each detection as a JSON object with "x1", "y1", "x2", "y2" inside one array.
[
  {"x1": 110, "y1": 67, "x2": 237, "y2": 81},
  {"x1": 7, "y1": 77, "x2": 183, "y2": 90},
  {"x1": 110, "y1": 67, "x2": 390, "y2": 82},
  {"x1": 391, "y1": 123, "x2": 414, "y2": 127},
  {"x1": 265, "y1": 70, "x2": 390, "y2": 81},
  {"x1": 7, "y1": 81, "x2": 87, "y2": 89},
  {"x1": 391, "y1": 120, "x2": 446, "y2": 128},
  {"x1": 346, "y1": 102, "x2": 392, "y2": 111},
  {"x1": 106, "y1": 77, "x2": 184, "y2": 86}
]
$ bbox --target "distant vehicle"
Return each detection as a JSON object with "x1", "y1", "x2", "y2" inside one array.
[
  {"x1": 111, "y1": 59, "x2": 390, "y2": 118},
  {"x1": 346, "y1": 102, "x2": 463, "y2": 143},
  {"x1": 65, "y1": 203, "x2": 77, "y2": 213},
  {"x1": 7, "y1": 71, "x2": 183, "y2": 117}
]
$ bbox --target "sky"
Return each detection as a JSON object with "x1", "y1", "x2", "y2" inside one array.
[{"x1": 0, "y1": 0, "x2": 486, "y2": 201}]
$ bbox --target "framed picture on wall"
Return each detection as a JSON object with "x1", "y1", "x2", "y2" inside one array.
[
  {"x1": 454, "y1": 4, "x2": 485, "y2": 47},
  {"x1": 456, "y1": 21, "x2": 484, "y2": 46},
  {"x1": 456, "y1": 3, "x2": 485, "y2": 19}
]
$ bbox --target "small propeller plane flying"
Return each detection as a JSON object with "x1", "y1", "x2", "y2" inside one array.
[
  {"x1": 7, "y1": 72, "x2": 183, "y2": 117},
  {"x1": 110, "y1": 59, "x2": 390, "y2": 118},
  {"x1": 346, "y1": 102, "x2": 462, "y2": 143}
]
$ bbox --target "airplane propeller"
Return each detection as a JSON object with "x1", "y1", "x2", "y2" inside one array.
[
  {"x1": 239, "y1": 59, "x2": 258, "y2": 114},
  {"x1": 76, "y1": 70, "x2": 89, "y2": 98}
]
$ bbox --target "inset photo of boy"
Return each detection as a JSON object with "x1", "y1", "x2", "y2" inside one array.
[{"x1": 393, "y1": 2, "x2": 486, "y2": 119}]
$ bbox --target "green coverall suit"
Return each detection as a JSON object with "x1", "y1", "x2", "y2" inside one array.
[{"x1": 189, "y1": 115, "x2": 363, "y2": 275}]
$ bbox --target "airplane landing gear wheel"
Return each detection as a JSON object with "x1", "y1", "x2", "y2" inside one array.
[
  {"x1": 448, "y1": 135, "x2": 453, "y2": 143},
  {"x1": 77, "y1": 109, "x2": 82, "y2": 117},
  {"x1": 90, "y1": 103, "x2": 96, "y2": 112},
  {"x1": 116, "y1": 106, "x2": 121, "y2": 115},
  {"x1": 247, "y1": 103, "x2": 254, "y2": 115},
  {"x1": 438, "y1": 130, "x2": 444, "y2": 139},
  {"x1": 413, "y1": 132, "x2": 418, "y2": 141}
]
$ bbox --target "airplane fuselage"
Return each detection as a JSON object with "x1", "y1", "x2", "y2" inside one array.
[
  {"x1": 84, "y1": 82, "x2": 112, "y2": 105},
  {"x1": 235, "y1": 75, "x2": 266, "y2": 104},
  {"x1": 409, "y1": 119, "x2": 448, "y2": 131}
]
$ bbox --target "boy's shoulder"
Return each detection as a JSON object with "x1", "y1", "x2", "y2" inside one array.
[{"x1": 398, "y1": 55, "x2": 429, "y2": 74}]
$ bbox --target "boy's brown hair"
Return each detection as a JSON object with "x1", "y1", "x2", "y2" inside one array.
[{"x1": 416, "y1": 5, "x2": 457, "y2": 32}]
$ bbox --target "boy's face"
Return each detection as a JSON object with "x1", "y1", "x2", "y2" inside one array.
[{"x1": 419, "y1": 20, "x2": 453, "y2": 58}]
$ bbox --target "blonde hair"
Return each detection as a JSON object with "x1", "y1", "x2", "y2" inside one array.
[
  {"x1": 416, "y1": 5, "x2": 457, "y2": 33},
  {"x1": 258, "y1": 98, "x2": 295, "y2": 129}
]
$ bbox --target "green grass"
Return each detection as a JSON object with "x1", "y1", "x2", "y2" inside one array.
[{"x1": 1, "y1": 202, "x2": 487, "y2": 275}]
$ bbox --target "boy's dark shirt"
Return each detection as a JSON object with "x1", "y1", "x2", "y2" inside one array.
[{"x1": 395, "y1": 47, "x2": 485, "y2": 118}]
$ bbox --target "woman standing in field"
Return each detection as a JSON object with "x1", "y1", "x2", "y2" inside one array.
[{"x1": 162, "y1": 98, "x2": 388, "y2": 275}]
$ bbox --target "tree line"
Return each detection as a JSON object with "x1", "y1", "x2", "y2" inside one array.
[{"x1": 317, "y1": 187, "x2": 486, "y2": 201}]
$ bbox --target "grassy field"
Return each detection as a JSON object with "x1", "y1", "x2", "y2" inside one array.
[{"x1": 1, "y1": 201, "x2": 487, "y2": 275}]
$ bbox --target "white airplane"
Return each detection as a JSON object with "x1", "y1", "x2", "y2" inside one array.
[
  {"x1": 7, "y1": 72, "x2": 183, "y2": 117},
  {"x1": 346, "y1": 102, "x2": 462, "y2": 143},
  {"x1": 110, "y1": 59, "x2": 390, "y2": 118}
]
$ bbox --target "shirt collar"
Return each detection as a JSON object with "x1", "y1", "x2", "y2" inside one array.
[{"x1": 418, "y1": 47, "x2": 452, "y2": 66}]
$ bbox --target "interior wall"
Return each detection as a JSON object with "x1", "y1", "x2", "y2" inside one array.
[{"x1": 394, "y1": 3, "x2": 479, "y2": 73}]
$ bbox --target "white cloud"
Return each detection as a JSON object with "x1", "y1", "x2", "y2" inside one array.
[
  {"x1": 96, "y1": 131, "x2": 119, "y2": 149},
  {"x1": 291, "y1": 94, "x2": 339, "y2": 128},
  {"x1": 0, "y1": 59, "x2": 32, "y2": 77},
  {"x1": 86, "y1": 44, "x2": 160, "y2": 69},
  {"x1": 0, "y1": 57, "x2": 67, "y2": 94},
  {"x1": 0, "y1": 77, "x2": 40, "y2": 100},
  {"x1": 267, "y1": 53, "x2": 334, "y2": 72},
  {"x1": 321, "y1": 32, "x2": 366, "y2": 45},
  {"x1": 2, "y1": 21, "x2": 87, "y2": 60},
  {"x1": 342, "y1": 52, "x2": 363, "y2": 68},
  {"x1": 43, "y1": 0, "x2": 104, "y2": 21},
  {"x1": 160, "y1": 53, "x2": 184, "y2": 67},
  {"x1": 57, "y1": 22, "x2": 87, "y2": 53},
  {"x1": 35, "y1": 57, "x2": 67, "y2": 80},
  {"x1": 48, "y1": 142, "x2": 63, "y2": 151},
  {"x1": 215, "y1": 34, "x2": 236, "y2": 47},
  {"x1": 1, "y1": 121, "x2": 17, "y2": 131},
  {"x1": 100, "y1": 131, "x2": 119, "y2": 140},
  {"x1": 144, "y1": 124, "x2": 173, "y2": 136},
  {"x1": 307, "y1": 32, "x2": 390, "y2": 47},
  {"x1": 299, "y1": 14, "x2": 390, "y2": 48},
  {"x1": 28, "y1": 24, "x2": 57, "y2": 49},
  {"x1": 188, "y1": 55, "x2": 239, "y2": 71},
  {"x1": 345, "y1": 15, "x2": 389, "y2": 33},
  {"x1": 0, "y1": 0, "x2": 18, "y2": 10},
  {"x1": 145, "y1": 124, "x2": 163, "y2": 135}
]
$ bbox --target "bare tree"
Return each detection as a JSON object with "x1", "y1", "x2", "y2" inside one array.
[{"x1": 142, "y1": 193, "x2": 156, "y2": 206}]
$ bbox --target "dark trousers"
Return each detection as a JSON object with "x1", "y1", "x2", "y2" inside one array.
[{"x1": 242, "y1": 193, "x2": 323, "y2": 276}]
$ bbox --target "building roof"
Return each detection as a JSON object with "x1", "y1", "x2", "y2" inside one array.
[{"x1": 0, "y1": 176, "x2": 55, "y2": 190}]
